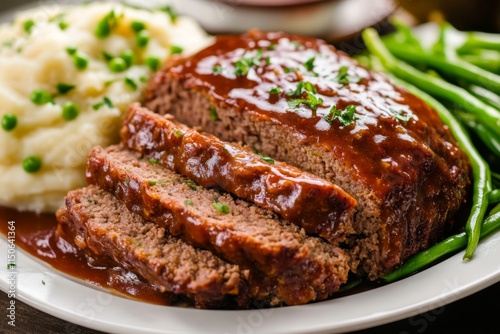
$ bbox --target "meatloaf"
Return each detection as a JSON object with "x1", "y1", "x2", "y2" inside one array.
[
  {"x1": 56, "y1": 185, "x2": 248, "y2": 309},
  {"x1": 85, "y1": 145, "x2": 350, "y2": 306},
  {"x1": 121, "y1": 103, "x2": 357, "y2": 244},
  {"x1": 146, "y1": 30, "x2": 472, "y2": 279}
]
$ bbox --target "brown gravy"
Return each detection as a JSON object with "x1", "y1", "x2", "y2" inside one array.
[
  {"x1": 0, "y1": 205, "x2": 376, "y2": 307},
  {"x1": 0, "y1": 206, "x2": 176, "y2": 306}
]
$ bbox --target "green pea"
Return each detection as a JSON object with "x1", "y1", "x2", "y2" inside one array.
[
  {"x1": 30, "y1": 90, "x2": 54, "y2": 105},
  {"x1": 1, "y1": 113, "x2": 17, "y2": 131},
  {"x1": 136, "y1": 30, "x2": 150, "y2": 48},
  {"x1": 145, "y1": 56, "x2": 160, "y2": 71},
  {"x1": 170, "y1": 45, "x2": 184, "y2": 55},
  {"x1": 130, "y1": 21, "x2": 146, "y2": 33},
  {"x1": 58, "y1": 21, "x2": 69, "y2": 30},
  {"x1": 120, "y1": 50, "x2": 135, "y2": 67},
  {"x1": 62, "y1": 101, "x2": 79, "y2": 121},
  {"x1": 109, "y1": 57, "x2": 127, "y2": 72},
  {"x1": 73, "y1": 53, "x2": 89, "y2": 70},
  {"x1": 22, "y1": 156, "x2": 42, "y2": 173},
  {"x1": 23, "y1": 19, "x2": 35, "y2": 34}
]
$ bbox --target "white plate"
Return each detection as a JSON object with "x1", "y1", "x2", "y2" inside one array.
[
  {"x1": 1, "y1": 229, "x2": 499, "y2": 334},
  {"x1": 1, "y1": 1, "x2": 499, "y2": 333}
]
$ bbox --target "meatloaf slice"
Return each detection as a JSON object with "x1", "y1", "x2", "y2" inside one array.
[
  {"x1": 121, "y1": 103, "x2": 357, "y2": 244},
  {"x1": 56, "y1": 185, "x2": 248, "y2": 309},
  {"x1": 146, "y1": 30, "x2": 471, "y2": 279},
  {"x1": 85, "y1": 145, "x2": 350, "y2": 306}
]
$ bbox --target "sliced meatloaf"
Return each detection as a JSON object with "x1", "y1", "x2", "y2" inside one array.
[
  {"x1": 85, "y1": 145, "x2": 350, "y2": 306},
  {"x1": 145, "y1": 30, "x2": 472, "y2": 279},
  {"x1": 121, "y1": 103, "x2": 357, "y2": 244},
  {"x1": 56, "y1": 185, "x2": 248, "y2": 309}
]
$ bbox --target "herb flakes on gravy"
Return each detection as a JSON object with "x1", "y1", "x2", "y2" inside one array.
[{"x1": 0, "y1": 2, "x2": 212, "y2": 213}]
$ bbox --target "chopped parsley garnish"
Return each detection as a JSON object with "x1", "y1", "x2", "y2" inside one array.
[
  {"x1": 102, "y1": 51, "x2": 114, "y2": 62},
  {"x1": 184, "y1": 199, "x2": 194, "y2": 206},
  {"x1": 286, "y1": 81, "x2": 323, "y2": 110},
  {"x1": 148, "y1": 158, "x2": 160, "y2": 164},
  {"x1": 23, "y1": 19, "x2": 35, "y2": 34},
  {"x1": 252, "y1": 147, "x2": 275, "y2": 164},
  {"x1": 87, "y1": 198, "x2": 94, "y2": 203},
  {"x1": 22, "y1": 156, "x2": 42, "y2": 173},
  {"x1": 269, "y1": 87, "x2": 281, "y2": 95},
  {"x1": 62, "y1": 101, "x2": 79, "y2": 121},
  {"x1": 170, "y1": 45, "x2": 184, "y2": 55},
  {"x1": 287, "y1": 92, "x2": 323, "y2": 110},
  {"x1": 159, "y1": 6, "x2": 178, "y2": 23},
  {"x1": 184, "y1": 179, "x2": 198, "y2": 190},
  {"x1": 148, "y1": 180, "x2": 157, "y2": 185},
  {"x1": 258, "y1": 153, "x2": 275, "y2": 164},
  {"x1": 268, "y1": 43, "x2": 276, "y2": 51},
  {"x1": 2, "y1": 114, "x2": 17, "y2": 131},
  {"x1": 30, "y1": 90, "x2": 54, "y2": 105},
  {"x1": 56, "y1": 83, "x2": 75, "y2": 94},
  {"x1": 209, "y1": 106, "x2": 219, "y2": 121},
  {"x1": 92, "y1": 96, "x2": 114, "y2": 110},
  {"x1": 286, "y1": 81, "x2": 316, "y2": 97},
  {"x1": 212, "y1": 65, "x2": 223, "y2": 74},
  {"x1": 212, "y1": 202, "x2": 230, "y2": 214},
  {"x1": 324, "y1": 105, "x2": 358, "y2": 126},
  {"x1": 173, "y1": 129, "x2": 184, "y2": 137},
  {"x1": 292, "y1": 41, "x2": 303, "y2": 49},
  {"x1": 95, "y1": 10, "x2": 118, "y2": 38},
  {"x1": 303, "y1": 56, "x2": 316, "y2": 72},
  {"x1": 390, "y1": 108, "x2": 413, "y2": 122},
  {"x1": 125, "y1": 77, "x2": 138, "y2": 91},
  {"x1": 335, "y1": 66, "x2": 361, "y2": 85},
  {"x1": 234, "y1": 50, "x2": 264, "y2": 76},
  {"x1": 283, "y1": 67, "x2": 298, "y2": 74}
]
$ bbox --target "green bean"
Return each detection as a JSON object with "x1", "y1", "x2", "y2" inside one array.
[
  {"x1": 382, "y1": 210, "x2": 500, "y2": 283},
  {"x1": 460, "y1": 51, "x2": 500, "y2": 74},
  {"x1": 467, "y1": 85, "x2": 500, "y2": 111},
  {"x1": 456, "y1": 112, "x2": 500, "y2": 157},
  {"x1": 362, "y1": 28, "x2": 492, "y2": 260},
  {"x1": 383, "y1": 39, "x2": 500, "y2": 95},
  {"x1": 457, "y1": 31, "x2": 500, "y2": 53},
  {"x1": 374, "y1": 43, "x2": 500, "y2": 138},
  {"x1": 491, "y1": 203, "x2": 500, "y2": 216}
]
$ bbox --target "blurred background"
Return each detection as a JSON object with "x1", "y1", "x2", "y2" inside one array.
[{"x1": 2, "y1": 0, "x2": 500, "y2": 37}]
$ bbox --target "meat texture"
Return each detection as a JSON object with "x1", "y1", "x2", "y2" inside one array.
[
  {"x1": 85, "y1": 145, "x2": 350, "y2": 306},
  {"x1": 146, "y1": 30, "x2": 471, "y2": 279},
  {"x1": 121, "y1": 103, "x2": 357, "y2": 244},
  {"x1": 56, "y1": 185, "x2": 248, "y2": 309}
]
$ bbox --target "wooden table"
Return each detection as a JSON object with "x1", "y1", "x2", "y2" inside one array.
[{"x1": 2, "y1": 282, "x2": 499, "y2": 333}]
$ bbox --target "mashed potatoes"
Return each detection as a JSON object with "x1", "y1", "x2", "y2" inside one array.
[{"x1": 0, "y1": 2, "x2": 212, "y2": 212}]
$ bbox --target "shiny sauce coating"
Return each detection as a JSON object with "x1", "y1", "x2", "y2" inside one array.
[
  {"x1": 0, "y1": 206, "x2": 176, "y2": 306},
  {"x1": 171, "y1": 31, "x2": 466, "y2": 198}
]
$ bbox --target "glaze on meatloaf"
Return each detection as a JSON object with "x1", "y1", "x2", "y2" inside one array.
[
  {"x1": 121, "y1": 103, "x2": 357, "y2": 244},
  {"x1": 85, "y1": 145, "x2": 350, "y2": 306},
  {"x1": 146, "y1": 30, "x2": 472, "y2": 279},
  {"x1": 57, "y1": 185, "x2": 249, "y2": 309}
]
